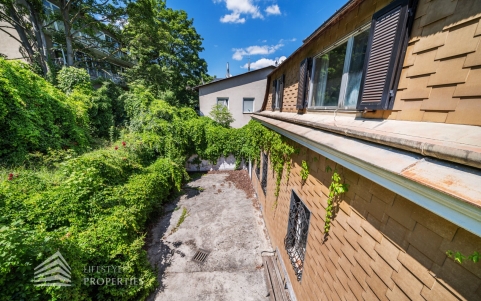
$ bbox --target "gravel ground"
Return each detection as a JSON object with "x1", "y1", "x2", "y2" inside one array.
[{"x1": 146, "y1": 170, "x2": 271, "y2": 301}]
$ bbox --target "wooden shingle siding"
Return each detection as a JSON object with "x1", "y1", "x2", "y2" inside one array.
[
  {"x1": 265, "y1": 0, "x2": 481, "y2": 126},
  {"x1": 394, "y1": 0, "x2": 481, "y2": 124},
  {"x1": 252, "y1": 142, "x2": 481, "y2": 301}
]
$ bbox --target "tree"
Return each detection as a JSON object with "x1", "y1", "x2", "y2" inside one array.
[
  {"x1": 49, "y1": 0, "x2": 126, "y2": 67},
  {"x1": 123, "y1": 0, "x2": 209, "y2": 107},
  {"x1": 209, "y1": 104, "x2": 234, "y2": 128}
]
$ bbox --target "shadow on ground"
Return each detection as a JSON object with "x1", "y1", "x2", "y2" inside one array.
[
  {"x1": 145, "y1": 171, "x2": 271, "y2": 301},
  {"x1": 145, "y1": 186, "x2": 206, "y2": 298}
]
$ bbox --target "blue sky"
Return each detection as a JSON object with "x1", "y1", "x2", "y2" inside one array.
[{"x1": 167, "y1": 0, "x2": 350, "y2": 78}]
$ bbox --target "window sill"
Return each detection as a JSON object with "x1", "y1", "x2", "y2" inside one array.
[
  {"x1": 243, "y1": 112, "x2": 254, "y2": 114},
  {"x1": 307, "y1": 107, "x2": 360, "y2": 113}
]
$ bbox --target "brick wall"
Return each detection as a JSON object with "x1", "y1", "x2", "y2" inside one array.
[
  {"x1": 265, "y1": 0, "x2": 481, "y2": 126},
  {"x1": 253, "y1": 142, "x2": 481, "y2": 301}
]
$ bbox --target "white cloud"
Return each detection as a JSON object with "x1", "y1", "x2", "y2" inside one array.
[
  {"x1": 265, "y1": 4, "x2": 281, "y2": 15},
  {"x1": 215, "y1": 0, "x2": 263, "y2": 23},
  {"x1": 232, "y1": 43, "x2": 284, "y2": 60},
  {"x1": 220, "y1": 12, "x2": 246, "y2": 23},
  {"x1": 242, "y1": 56, "x2": 287, "y2": 70},
  {"x1": 279, "y1": 38, "x2": 296, "y2": 43}
]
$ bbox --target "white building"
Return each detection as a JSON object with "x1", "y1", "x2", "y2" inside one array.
[{"x1": 195, "y1": 66, "x2": 275, "y2": 128}]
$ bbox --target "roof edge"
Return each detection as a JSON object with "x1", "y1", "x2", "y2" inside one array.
[
  {"x1": 254, "y1": 111, "x2": 481, "y2": 170},
  {"x1": 194, "y1": 65, "x2": 276, "y2": 91}
]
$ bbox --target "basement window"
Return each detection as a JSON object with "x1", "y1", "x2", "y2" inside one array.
[
  {"x1": 284, "y1": 190, "x2": 310, "y2": 281},
  {"x1": 255, "y1": 155, "x2": 261, "y2": 180},
  {"x1": 261, "y1": 152, "x2": 268, "y2": 195}
]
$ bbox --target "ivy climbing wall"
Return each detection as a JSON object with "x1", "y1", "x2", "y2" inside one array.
[{"x1": 252, "y1": 142, "x2": 481, "y2": 301}]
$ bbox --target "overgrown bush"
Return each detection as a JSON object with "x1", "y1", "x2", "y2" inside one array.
[
  {"x1": 56, "y1": 67, "x2": 92, "y2": 94},
  {"x1": 0, "y1": 147, "x2": 184, "y2": 300},
  {"x1": 90, "y1": 81, "x2": 125, "y2": 139},
  {"x1": 0, "y1": 68, "x2": 292, "y2": 300},
  {"x1": 0, "y1": 58, "x2": 90, "y2": 165},
  {"x1": 209, "y1": 103, "x2": 234, "y2": 128}
]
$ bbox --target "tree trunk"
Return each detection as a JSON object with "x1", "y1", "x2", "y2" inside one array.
[
  {"x1": 61, "y1": 2, "x2": 74, "y2": 66},
  {"x1": 27, "y1": 2, "x2": 49, "y2": 75}
]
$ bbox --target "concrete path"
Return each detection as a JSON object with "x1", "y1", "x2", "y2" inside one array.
[{"x1": 146, "y1": 172, "x2": 271, "y2": 301}]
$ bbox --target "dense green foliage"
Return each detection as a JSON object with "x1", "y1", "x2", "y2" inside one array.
[
  {"x1": 0, "y1": 147, "x2": 183, "y2": 300},
  {"x1": 0, "y1": 0, "x2": 293, "y2": 293},
  {"x1": 0, "y1": 59, "x2": 89, "y2": 165},
  {"x1": 209, "y1": 104, "x2": 235, "y2": 128},
  {"x1": 90, "y1": 81, "x2": 125, "y2": 139},
  {"x1": 0, "y1": 55, "x2": 294, "y2": 299},
  {"x1": 124, "y1": 0, "x2": 210, "y2": 106},
  {"x1": 56, "y1": 67, "x2": 92, "y2": 94}
]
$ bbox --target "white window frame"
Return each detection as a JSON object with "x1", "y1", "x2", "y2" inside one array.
[
  {"x1": 274, "y1": 76, "x2": 283, "y2": 110},
  {"x1": 217, "y1": 98, "x2": 229, "y2": 108},
  {"x1": 308, "y1": 23, "x2": 371, "y2": 110},
  {"x1": 243, "y1": 98, "x2": 255, "y2": 113}
]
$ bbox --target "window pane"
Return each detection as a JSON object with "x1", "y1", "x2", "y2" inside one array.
[
  {"x1": 275, "y1": 80, "x2": 280, "y2": 109},
  {"x1": 243, "y1": 99, "x2": 254, "y2": 113},
  {"x1": 217, "y1": 99, "x2": 228, "y2": 106},
  {"x1": 311, "y1": 42, "x2": 347, "y2": 107},
  {"x1": 345, "y1": 30, "x2": 370, "y2": 108}
]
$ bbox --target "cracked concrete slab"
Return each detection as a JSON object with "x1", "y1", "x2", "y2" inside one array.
[{"x1": 147, "y1": 172, "x2": 271, "y2": 301}]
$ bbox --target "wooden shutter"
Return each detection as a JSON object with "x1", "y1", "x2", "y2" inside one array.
[
  {"x1": 278, "y1": 74, "x2": 285, "y2": 110},
  {"x1": 271, "y1": 79, "x2": 278, "y2": 110},
  {"x1": 357, "y1": 0, "x2": 415, "y2": 111},
  {"x1": 296, "y1": 58, "x2": 312, "y2": 110}
]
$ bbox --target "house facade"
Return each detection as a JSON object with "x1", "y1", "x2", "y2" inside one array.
[
  {"x1": 195, "y1": 66, "x2": 275, "y2": 128},
  {"x1": 252, "y1": 0, "x2": 481, "y2": 300}
]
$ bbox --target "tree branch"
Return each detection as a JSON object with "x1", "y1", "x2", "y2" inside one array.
[{"x1": 0, "y1": 27, "x2": 26, "y2": 46}]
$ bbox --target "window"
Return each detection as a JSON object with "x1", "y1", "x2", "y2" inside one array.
[
  {"x1": 255, "y1": 152, "x2": 261, "y2": 180},
  {"x1": 261, "y1": 152, "x2": 268, "y2": 195},
  {"x1": 284, "y1": 190, "x2": 310, "y2": 281},
  {"x1": 217, "y1": 98, "x2": 228, "y2": 107},
  {"x1": 309, "y1": 27, "x2": 370, "y2": 109},
  {"x1": 243, "y1": 98, "x2": 254, "y2": 113},
  {"x1": 272, "y1": 75, "x2": 285, "y2": 110}
]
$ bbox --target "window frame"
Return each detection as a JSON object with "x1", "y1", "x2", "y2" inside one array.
[
  {"x1": 308, "y1": 22, "x2": 371, "y2": 110},
  {"x1": 284, "y1": 189, "x2": 311, "y2": 282},
  {"x1": 217, "y1": 97, "x2": 229, "y2": 108},
  {"x1": 273, "y1": 75, "x2": 284, "y2": 110},
  {"x1": 261, "y1": 152, "x2": 268, "y2": 196},
  {"x1": 274, "y1": 78, "x2": 280, "y2": 110},
  {"x1": 243, "y1": 98, "x2": 255, "y2": 114}
]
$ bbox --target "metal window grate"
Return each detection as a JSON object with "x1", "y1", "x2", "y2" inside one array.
[
  {"x1": 261, "y1": 152, "x2": 268, "y2": 195},
  {"x1": 284, "y1": 191, "x2": 310, "y2": 281},
  {"x1": 192, "y1": 249, "x2": 210, "y2": 263},
  {"x1": 255, "y1": 155, "x2": 261, "y2": 180}
]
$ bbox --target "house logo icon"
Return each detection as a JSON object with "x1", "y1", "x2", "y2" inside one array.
[{"x1": 32, "y1": 251, "x2": 71, "y2": 287}]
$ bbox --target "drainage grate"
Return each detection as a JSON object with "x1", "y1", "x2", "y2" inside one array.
[{"x1": 192, "y1": 249, "x2": 210, "y2": 263}]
